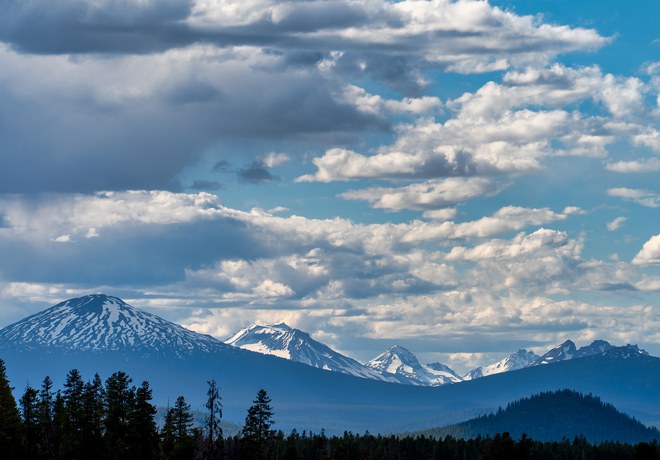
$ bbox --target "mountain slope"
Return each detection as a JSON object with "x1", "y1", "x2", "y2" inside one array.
[
  {"x1": 366, "y1": 346, "x2": 461, "y2": 386},
  {"x1": 0, "y1": 294, "x2": 229, "y2": 357},
  {"x1": 225, "y1": 323, "x2": 400, "y2": 382},
  {"x1": 423, "y1": 389, "x2": 660, "y2": 443},
  {"x1": 464, "y1": 349, "x2": 539, "y2": 381}
]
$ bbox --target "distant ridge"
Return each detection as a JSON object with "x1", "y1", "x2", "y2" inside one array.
[
  {"x1": 421, "y1": 389, "x2": 660, "y2": 444},
  {"x1": 225, "y1": 323, "x2": 405, "y2": 383},
  {"x1": 463, "y1": 349, "x2": 539, "y2": 381}
]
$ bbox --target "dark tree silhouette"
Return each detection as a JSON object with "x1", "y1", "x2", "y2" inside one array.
[
  {"x1": 0, "y1": 359, "x2": 23, "y2": 459},
  {"x1": 128, "y1": 380, "x2": 159, "y2": 460},
  {"x1": 80, "y1": 373, "x2": 105, "y2": 458},
  {"x1": 20, "y1": 385, "x2": 41, "y2": 460},
  {"x1": 62, "y1": 369, "x2": 85, "y2": 458},
  {"x1": 241, "y1": 389, "x2": 276, "y2": 459},
  {"x1": 161, "y1": 395, "x2": 196, "y2": 460},
  {"x1": 202, "y1": 379, "x2": 223, "y2": 460},
  {"x1": 37, "y1": 376, "x2": 56, "y2": 460},
  {"x1": 104, "y1": 371, "x2": 135, "y2": 460}
]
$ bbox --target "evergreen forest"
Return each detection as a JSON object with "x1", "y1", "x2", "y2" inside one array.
[{"x1": 0, "y1": 359, "x2": 659, "y2": 460}]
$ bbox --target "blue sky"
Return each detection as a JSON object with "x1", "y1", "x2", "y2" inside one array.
[{"x1": 0, "y1": 0, "x2": 658, "y2": 373}]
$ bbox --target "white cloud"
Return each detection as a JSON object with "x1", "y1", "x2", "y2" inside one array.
[
  {"x1": 607, "y1": 216, "x2": 627, "y2": 231},
  {"x1": 299, "y1": 64, "x2": 657, "y2": 184},
  {"x1": 261, "y1": 152, "x2": 291, "y2": 168},
  {"x1": 422, "y1": 208, "x2": 457, "y2": 221},
  {"x1": 340, "y1": 177, "x2": 497, "y2": 211},
  {"x1": 608, "y1": 187, "x2": 660, "y2": 208},
  {"x1": 400, "y1": 206, "x2": 570, "y2": 243},
  {"x1": 445, "y1": 229, "x2": 574, "y2": 262},
  {"x1": 606, "y1": 158, "x2": 660, "y2": 173},
  {"x1": 341, "y1": 85, "x2": 442, "y2": 116},
  {"x1": 633, "y1": 234, "x2": 660, "y2": 265}
]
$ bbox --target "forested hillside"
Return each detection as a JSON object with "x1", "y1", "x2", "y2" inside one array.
[{"x1": 424, "y1": 390, "x2": 660, "y2": 444}]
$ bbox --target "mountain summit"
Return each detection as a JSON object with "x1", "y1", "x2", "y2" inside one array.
[
  {"x1": 0, "y1": 294, "x2": 228, "y2": 357},
  {"x1": 225, "y1": 323, "x2": 400, "y2": 382},
  {"x1": 366, "y1": 345, "x2": 462, "y2": 386},
  {"x1": 464, "y1": 349, "x2": 539, "y2": 381}
]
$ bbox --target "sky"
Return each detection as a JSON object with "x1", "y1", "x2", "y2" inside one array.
[{"x1": 0, "y1": 0, "x2": 658, "y2": 374}]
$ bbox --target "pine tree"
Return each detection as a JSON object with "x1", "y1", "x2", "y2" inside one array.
[
  {"x1": 20, "y1": 385, "x2": 41, "y2": 460},
  {"x1": 104, "y1": 371, "x2": 135, "y2": 460},
  {"x1": 173, "y1": 395, "x2": 194, "y2": 443},
  {"x1": 62, "y1": 369, "x2": 85, "y2": 458},
  {"x1": 37, "y1": 376, "x2": 56, "y2": 460},
  {"x1": 242, "y1": 389, "x2": 275, "y2": 442},
  {"x1": 0, "y1": 359, "x2": 23, "y2": 459},
  {"x1": 162, "y1": 396, "x2": 196, "y2": 460},
  {"x1": 202, "y1": 379, "x2": 223, "y2": 460},
  {"x1": 128, "y1": 380, "x2": 159, "y2": 460},
  {"x1": 241, "y1": 389, "x2": 275, "y2": 460},
  {"x1": 160, "y1": 406, "x2": 177, "y2": 459},
  {"x1": 80, "y1": 374, "x2": 105, "y2": 458},
  {"x1": 52, "y1": 391, "x2": 65, "y2": 459}
]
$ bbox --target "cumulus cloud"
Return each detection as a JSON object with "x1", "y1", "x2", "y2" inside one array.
[
  {"x1": 299, "y1": 64, "x2": 656, "y2": 184},
  {"x1": 399, "y1": 206, "x2": 571, "y2": 243},
  {"x1": 633, "y1": 234, "x2": 660, "y2": 265},
  {"x1": 608, "y1": 187, "x2": 660, "y2": 207},
  {"x1": 445, "y1": 229, "x2": 575, "y2": 262},
  {"x1": 340, "y1": 177, "x2": 498, "y2": 211}
]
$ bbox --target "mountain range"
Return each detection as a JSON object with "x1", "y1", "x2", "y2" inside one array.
[
  {"x1": 0, "y1": 294, "x2": 658, "y2": 436},
  {"x1": 222, "y1": 322, "x2": 646, "y2": 387}
]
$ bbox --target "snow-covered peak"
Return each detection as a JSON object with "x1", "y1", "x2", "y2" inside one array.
[
  {"x1": 366, "y1": 346, "x2": 461, "y2": 386},
  {"x1": 532, "y1": 340, "x2": 619, "y2": 366},
  {"x1": 225, "y1": 323, "x2": 310, "y2": 360},
  {"x1": 464, "y1": 349, "x2": 539, "y2": 381},
  {"x1": 424, "y1": 362, "x2": 463, "y2": 384},
  {"x1": 532, "y1": 340, "x2": 577, "y2": 366},
  {"x1": 225, "y1": 323, "x2": 400, "y2": 382},
  {"x1": 367, "y1": 346, "x2": 421, "y2": 376},
  {"x1": 0, "y1": 294, "x2": 229, "y2": 357}
]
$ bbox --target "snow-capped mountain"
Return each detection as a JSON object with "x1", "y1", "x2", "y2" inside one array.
[
  {"x1": 366, "y1": 345, "x2": 461, "y2": 386},
  {"x1": 424, "y1": 362, "x2": 464, "y2": 385},
  {"x1": 532, "y1": 340, "x2": 615, "y2": 366},
  {"x1": 463, "y1": 349, "x2": 539, "y2": 381},
  {"x1": 0, "y1": 294, "x2": 230, "y2": 358},
  {"x1": 225, "y1": 323, "x2": 400, "y2": 382},
  {"x1": 532, "y1": 340, "x2": 578, "y2": 365}
]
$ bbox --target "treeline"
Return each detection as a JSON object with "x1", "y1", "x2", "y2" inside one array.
[{"x1": 1, "y1": 359, "x2": 659, "y2": 460}]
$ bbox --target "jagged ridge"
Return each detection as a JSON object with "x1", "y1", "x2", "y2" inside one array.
[{"x1": 225, "y1": 323, "x2": 406, "y2": 383}]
